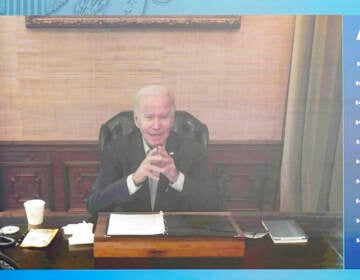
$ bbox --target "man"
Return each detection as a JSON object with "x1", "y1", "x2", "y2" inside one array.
[{"x1": 87, "y1": 85, "x2": 219, "y2": 216}]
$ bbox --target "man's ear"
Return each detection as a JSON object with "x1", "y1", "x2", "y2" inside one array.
[
  {"x1": 170, "y1": 113, "x2": 175, "y2": 126},
  {"x1": 134, "y1": 113, "x2": 140, "y2": 128}
]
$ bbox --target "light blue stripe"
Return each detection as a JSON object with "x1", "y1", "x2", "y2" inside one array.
[
  {"x1": 1, "y1": 0, "x2": 360, "y2": 15},
  {"x1": 144, "y1": 0, "x2": 360, "y2": 15},
  {"x1": 1, "y1": 270, "x2": 360, "y2": 280}
]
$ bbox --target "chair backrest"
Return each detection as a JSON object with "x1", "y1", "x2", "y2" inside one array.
[
  {"x1": 98, "y1": 110, "x2": 209, "y2": 153},
  {"x1": 0, "y1": 251, "x2": 20, "y2": 269}
]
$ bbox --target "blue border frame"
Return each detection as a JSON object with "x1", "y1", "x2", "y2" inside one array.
[
  {"x1": 0, "y1": 269, "x2": 358, "y2": 279},
  {"x1": 343, "y1": 15, "x2": 360, "y2": 269},
  {"x1": 2, "y1": 0, "x2": 360, "y2": 278}
]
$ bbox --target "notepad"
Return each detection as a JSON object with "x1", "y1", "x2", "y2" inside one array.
[
  {"x1": 262, "y1": 219, "x2": 308, "y2": 244},
  {"x1": 20, "y1": 228, "x2": 59, "y2": 248},
  {"x1": 106, "y1": 212, "x2": 166, "y2": 236}
]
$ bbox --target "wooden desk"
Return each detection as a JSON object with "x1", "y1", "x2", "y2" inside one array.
[
  {"x1": 94, "y1": 212, "x2": 244, "y2": 259},
  {"x1": 0, "y1": 211, "x2": 343, "y2": 269}
]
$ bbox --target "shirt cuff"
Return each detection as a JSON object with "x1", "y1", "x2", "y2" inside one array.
[
  {"x1": 169, "y1": 172, "x2": 185, "y2": 192},
  {"x1": 127, "y1": 174, "x2": 142, "y2": 195}
]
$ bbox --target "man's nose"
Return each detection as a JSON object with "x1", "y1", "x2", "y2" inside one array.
[{"x1": 152, "y1": 118, "x2": 161, "y2": 129}]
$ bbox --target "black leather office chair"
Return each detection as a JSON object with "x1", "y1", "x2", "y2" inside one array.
[
  {"x1": 98, "y1": 110, "x2": 230, "y2": 210},
  {"x1": 98, "y1": 110, "x2": 209, "y2": 154},
  {"x1": 0, "y1": 251, "x2": 19, "y2": 269}
]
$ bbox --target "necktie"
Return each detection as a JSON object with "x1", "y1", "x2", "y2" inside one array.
[
  {"x1": 149, "y1": 171, "x2": 159, "y2": 211},
  {"x1": 146, "y1": 149, "x2": 158, "y2": 211}
]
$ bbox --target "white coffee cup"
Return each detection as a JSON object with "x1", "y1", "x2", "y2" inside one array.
[{"x1": 24, "y1": 199, "x2": 45, "y2": 225}]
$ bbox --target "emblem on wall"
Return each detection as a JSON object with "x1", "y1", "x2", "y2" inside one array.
[{"x1": 0, "y1": 0, "x2": 173, "y2": 15}]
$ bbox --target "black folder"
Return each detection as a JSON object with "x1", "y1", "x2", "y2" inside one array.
[{"x1": 164, "y1": 214, "x2": 238, "y2": 237}]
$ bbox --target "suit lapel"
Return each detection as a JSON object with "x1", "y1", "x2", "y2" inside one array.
[
  {"x1": 154, "y1": 132, "x2": 180, "y2": 211},
  {"x1": 126, "y1": 130, "x2": 151, "y2": 210},
  {"x1": 127, "y1": 130, "x2": 146, "y2": 173},
  {"x1": 165, "y1": 131, "x2": 180, "y2": 159}
]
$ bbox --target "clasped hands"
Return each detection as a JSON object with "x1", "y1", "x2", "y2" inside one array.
[{"x1": 132, "y1": 146, "x2": 179, "y2": 185}]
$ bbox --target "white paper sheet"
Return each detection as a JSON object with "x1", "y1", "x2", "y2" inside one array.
[{"x1": 107, "y1": 212, "x2": 166, "y2": 236}]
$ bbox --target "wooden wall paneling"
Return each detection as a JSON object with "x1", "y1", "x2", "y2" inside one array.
[
  {"x1": 49, "y1": 144, "x2": 99, "y2": 211},
  {"x1": 64, "y1": 161, "x2": 100, "y2": 212},
  {"x1": 213, "y1": 161, "x2": 267, "y2": 211},
  {"x1": 209, "y1": 142, "x2": 282, "y2": 211},
  {"x1": 0, "y1": 141, "x2": 282, "y2": 212},
  {"x1": 0, "y1": 165, "x2": 3, "y2": 210},
  {"x1": 263, "y1": 150, "x2": 282, "y2": 211},
  {"x1": 0, "y1": 142, "x2": 100, "y2": 211},
  {"x1": 0, "y1": 161, "x2": 53, "y2": 210}
]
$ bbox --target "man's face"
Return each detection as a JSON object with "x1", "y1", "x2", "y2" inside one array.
[{"x1": 134, "y1": 93, "x2": 174, "y2": 147}]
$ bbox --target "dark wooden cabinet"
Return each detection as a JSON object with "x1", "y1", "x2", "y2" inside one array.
[{"x1": 0, "y1": 141, "x2": 281, "y2": 212}]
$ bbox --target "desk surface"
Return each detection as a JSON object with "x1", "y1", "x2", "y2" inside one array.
[{"x1": 0, "y1": 211, "x2": 343, "y2": 269}]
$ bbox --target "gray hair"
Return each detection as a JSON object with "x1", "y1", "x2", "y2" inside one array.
[{"x1": 134, "y1": 85, "x2": 176, "y2": 116}]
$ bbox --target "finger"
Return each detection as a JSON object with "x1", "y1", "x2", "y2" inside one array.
[
  {"x1": 156, "y1": 147, "x2": 170, "y2": 157},
  {"x1": 147, "y1": 172, "x2": 159, "y2": 181},
  {"x1": 159, "y1": 150, "x2": 175, "y2": 162},
  {"x1": 147, "y1": 148, "x2": 159, "y2": 156},
  {"x1": 159, "y1": 155, "x2": 174, "y2": 167},
  {"x1": 148, "y1": 146, "x2": 163, "y2": 156},
  {"x1": 156, "y1": 145, "x2": 165, "y2": 152},
  {"x1": 142, "y1": 161, "x2": 163, "y2": 173},
  {"x1": 140, "y1": 167, "x2": 160, "y2": 180},
  {"x1": 147, "y1": 164, "x2": 163, "y2": 174},
  {"x1": 147, "y1": 154, "x2": 166, "y2": 165}
]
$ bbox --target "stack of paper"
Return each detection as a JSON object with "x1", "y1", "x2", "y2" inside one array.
[
  {"x1": 262, "y1": 219, "x2": 308, "y2": 244},
  {"x1": 107, "y1": 212, "x2": 166, "y2": 236}
]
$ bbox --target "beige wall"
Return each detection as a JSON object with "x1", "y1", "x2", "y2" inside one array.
[{"x1": 0, "y1": 15, "x2": 294, "y2": 142}]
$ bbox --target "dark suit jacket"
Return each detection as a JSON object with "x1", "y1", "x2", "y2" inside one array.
[{"x1": 86, "y1": 129, "x2": 219, "y2": 216}]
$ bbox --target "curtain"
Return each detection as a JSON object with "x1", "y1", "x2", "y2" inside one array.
[{"x1": 280, "y1": 16, "x2": 342, "y2": 212}]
